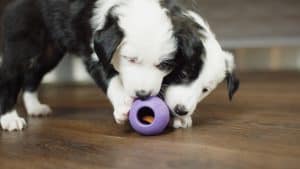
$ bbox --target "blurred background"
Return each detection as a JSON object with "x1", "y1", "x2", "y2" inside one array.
[{"x1": 1, "y1": 0, "x2": 300, "y2": 84}]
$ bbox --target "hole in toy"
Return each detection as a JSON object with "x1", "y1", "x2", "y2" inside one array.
[{"x1": 137, "y1": 107, "x2": 155, "y2": 125}]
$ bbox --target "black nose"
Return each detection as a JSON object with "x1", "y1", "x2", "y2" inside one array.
[
  {"x1": 136, "y1": 90, "x2": 151, "y2": 100},
  {"x1": 174, "y1": 105, "x2": 188, "y2": 116}
]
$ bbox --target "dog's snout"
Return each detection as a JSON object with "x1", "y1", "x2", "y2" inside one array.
[
  {"x1": 135, "y1": 90, "x2": 151, "y2": 100},
  {"x1": 174, "y1": 104, "x2": 188, "y2": 116}
]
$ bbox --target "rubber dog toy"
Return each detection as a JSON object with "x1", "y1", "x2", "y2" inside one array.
[{"x1": 129, "y1": 97, "x2": 170, "y2": 135}]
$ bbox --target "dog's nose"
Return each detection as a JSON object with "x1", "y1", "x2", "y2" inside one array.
[
  {"x1": 174, "y1": 104, "x2": 188, "y2": 116},
  {"x1": 136, "y1": 90, "x2": 151, "y2": 100}
]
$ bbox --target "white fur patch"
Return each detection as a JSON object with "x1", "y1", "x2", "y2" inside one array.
[
  {"x1": 116, "y1": 0, "x2": 176, "y2": 96},
  {"x1": 107, "y1": 76, "x2": 133, "y2": 124},
  {"x1": 165, "y1": 10, "x2": 237, "y2": 120},
  {"x1": 0, "y1": 110, "x2": 26, "y2": 131},
  {"x1": 23, "y1": 91, "x2": 52, "y2": 116},
  {"x1": 173, "y1": 116, "x2": 192, "y2": 129},
  {"x1": 91, "y1": 0, "x2": 176, "y2": 97},
  {"x1": 91, "y1": 52, "x2": 100, "y2": 62}
]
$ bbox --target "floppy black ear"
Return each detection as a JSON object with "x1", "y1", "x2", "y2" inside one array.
[
  {"x1": 175, "y1": 18, "x2": 205, "y2": 61},
  {"x1": 178, "y1": 34, "x2": 204, "y2": 61},
  {"x1": 162, "y1": 9, "x2": 205, "y2": 85},
  {"x1": 94, "y1": 14, "x2": 123, "y2": 65},
  {"x1": 226, "y1": 73, "x2": 240, "y2": 101},
  {"x1": 172, "y1": 23, "x2": 205, "y2": 83}
]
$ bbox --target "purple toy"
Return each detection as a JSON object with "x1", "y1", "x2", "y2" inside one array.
[{"x1": 129, "y1": 97, "x2": 170, "y2": 135}]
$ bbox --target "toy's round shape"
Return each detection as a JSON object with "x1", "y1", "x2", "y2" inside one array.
[{"x1": 129, "y1": 97, "x2": 170, "y2": 135}]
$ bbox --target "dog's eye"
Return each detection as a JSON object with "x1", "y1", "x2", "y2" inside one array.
[
  {"x1": 124, "y1": 56, "x2": 138, "y2": 64},
  {"x1": 180, "y1": 70, "x2": 189, "y2": 79},
  {"x1": 128, "y1": 58, "x2": 137, "y2": 63},
  {"x1": 156, "y1": 60, "x2": 176, "y2": 71},
  {"x1": 202, "y1": 88, "x2": 208, "y2": 93}
]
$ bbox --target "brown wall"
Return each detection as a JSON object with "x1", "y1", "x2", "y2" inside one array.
[{"x1": 0, "y1": 0, "x2": 11, "y2": 54}]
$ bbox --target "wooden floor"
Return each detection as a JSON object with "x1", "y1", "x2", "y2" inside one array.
[{"x1": 1, "y1": 72, "x2": 300, "y2": 169}]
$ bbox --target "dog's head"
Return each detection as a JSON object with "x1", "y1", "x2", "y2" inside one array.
[
  {"x1": 93, "y1": 1, "x2": 177, "y2": 99},
  {"x1": 162, "y1": 9, "x2": 240, "y2": 117}
]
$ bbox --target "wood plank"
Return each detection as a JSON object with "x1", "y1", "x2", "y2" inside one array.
[{"x1": 1, "y1": 72, "x2": 300, "y2": 169}]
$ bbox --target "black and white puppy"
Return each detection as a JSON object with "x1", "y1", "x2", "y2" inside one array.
[
  {"x1": 161, "y1": 2, "x2": 240, "y2": 128},
  {"x1": 0, "y1": 0, "x2": 178, "y2": 131},
  {"x1": 0, "y1": 0, "x2": 238, "y2": 131},
  {"x1": 95, "y1": 1, "x2": 240, "y2": 127},
  {"x1": 92, "y1": 0, "x2": 178, "y2": 124}
]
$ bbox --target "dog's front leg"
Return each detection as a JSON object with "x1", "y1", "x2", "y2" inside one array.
[
  {"x1": 83, "y1": 53, "x2": 133, "y2": 124},
  {"x1": 107, "y1": 76, "x2": 133, "y2": 124}
]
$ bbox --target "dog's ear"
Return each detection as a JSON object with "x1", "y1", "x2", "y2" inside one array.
[
  {"x1": 172, "y1": 21, "x2": 205, "y2": 82},
  {"x1": 94, "y1": 14, "x2": 123, "y2": 65},
  {"x1": 224, "y1": 51, "x2": 240, "y2": 100},
  {"x1": 226, "y1": 72, "x2": 240, "y2": 101},
  {"x1": 175, "y1": 23, "x2": 204, "y2": 62}
]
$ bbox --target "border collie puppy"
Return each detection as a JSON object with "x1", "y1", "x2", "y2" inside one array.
[
  {"x1": 95, "y1": 1, "x2": 239, "y2": 127},
  {"x1": 161, "y1": 2, "x2": 240, "y2": 128},
  {"x1": 0, "y1": 0, "x2": 178, "y2": 131}
]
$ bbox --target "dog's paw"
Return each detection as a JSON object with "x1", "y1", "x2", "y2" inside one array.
[
  {"x1": 106, "y1": 76, "x2": 134, "y2": 124},
  {"x1": 27, "y1": 104, "x2": 52, "y2": 116},
  {"x1": 0, "y1": 111, "x2": 26, "y2": 131},
  {"x1": 23, "y1": 91, "x2": 52, "y2": 117},
  {"x1": 173, "y1": 116, "x2": 192, "y2": 129},
  {"x1": 111, "y1": 96, "x2": 133, "y2": 124},
  {"x1": 113, "y1": 105, "x2": 131, "y2": 124}
]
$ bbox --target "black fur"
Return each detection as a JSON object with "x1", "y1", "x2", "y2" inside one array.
[
  {"x1": 94, "y1": 14, "x2": 123, "y2": 66},
  {"x1": 156, "y1": 58, "x2": 177, "y2": 72},
  {"x1": 86, "y1": 13, "x2": 123, "y2": 92},
  {"x1": 83, "y1": 58, "x2": 118, "y2": 93},
  {"x1": 162, "y1": 1, "x2": 205, "y2": 85},
  {"x1": 0, "y1": 0, "x2": 120, "y2": 115}
]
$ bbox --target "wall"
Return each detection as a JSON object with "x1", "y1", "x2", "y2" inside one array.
[{"x1": 0, "y1": 0, "x2": 299, "y2": 84}]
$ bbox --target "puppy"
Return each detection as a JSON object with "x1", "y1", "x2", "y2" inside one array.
[
  {"x1": 95, "y1": 0, "x2": 239, "y2": 127},
  {"x1": 161, "y1": 2, "x2": 240, "y2": 128},
  {"x1": 0, "y1": 0, "x2": 179, "y2": 131},
  {"x1": 91, "y1": 0, "x2": 178, "y2": 124}
]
